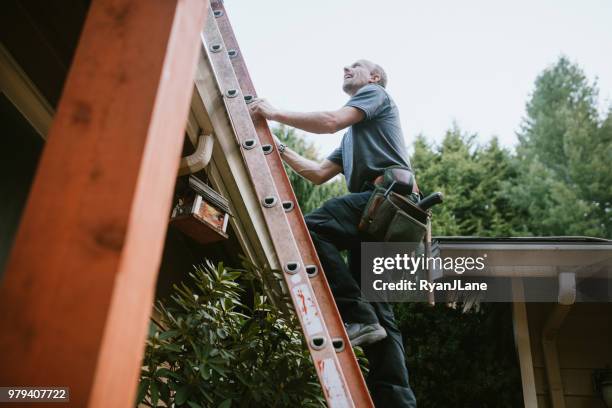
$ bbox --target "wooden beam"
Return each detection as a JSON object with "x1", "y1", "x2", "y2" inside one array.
[
  {"x1": 542, "y1": 304, "x2": 572, "y2": 408},
  {"x1": 512, "y1": 279, "x2": 539, "y2": 408},
  {"x1": 0, "y1": 0, "x2": 206, "y2": 407}
]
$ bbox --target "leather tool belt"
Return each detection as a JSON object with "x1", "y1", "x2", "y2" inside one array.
[{"x1": 359, "y1": 166, "x2": 427, "y2": 244}]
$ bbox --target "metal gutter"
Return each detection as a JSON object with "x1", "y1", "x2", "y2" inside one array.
[{"x1": 433, "y1": 239, "x2": 612, "y2": 278}]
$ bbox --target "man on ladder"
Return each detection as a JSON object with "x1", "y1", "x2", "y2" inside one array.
[{"x1": 250, "y1": 59, "x2": 418, "y2": 407}]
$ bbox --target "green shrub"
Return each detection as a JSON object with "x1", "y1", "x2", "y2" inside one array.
[{"x1": 137, "y1": 260, "x2": 325, "y2": 408}]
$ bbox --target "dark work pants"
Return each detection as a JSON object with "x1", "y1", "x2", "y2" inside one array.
[{"x1": 304, "y1": 191, "x2": 417, "y2": 408}]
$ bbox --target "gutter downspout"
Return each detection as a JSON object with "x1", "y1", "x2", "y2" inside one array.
[{"x1": 178, "y1": 133, "x2": 214, "y2": 176}]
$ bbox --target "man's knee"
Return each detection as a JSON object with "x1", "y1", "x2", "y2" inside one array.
[
  {"x1": 304, "y1": 213, "x2": 317, "y2": 232},
  {"x1": 304, "y1": 202, "x2": 336, "y2": 233}
]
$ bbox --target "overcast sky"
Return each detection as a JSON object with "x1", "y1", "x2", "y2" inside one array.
[{"x1": 224, "y1": 0, "x2": 612, "y2": 156}]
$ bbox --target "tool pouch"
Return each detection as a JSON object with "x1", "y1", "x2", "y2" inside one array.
[
  {"x1": 377, "y1": 165, "x2": 415, "y2": 196},
  {"x1": 359, "y1": 186, "x2": 428, "y2": 243}
]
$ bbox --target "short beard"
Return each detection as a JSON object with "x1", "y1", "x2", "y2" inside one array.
[{"x1": 342, "y1": 81, "x2": 359, "y2": 96}]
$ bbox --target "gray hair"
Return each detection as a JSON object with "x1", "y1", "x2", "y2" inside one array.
[{"x1": 363, "y1": 60, "x2": 388, "y2": 88}]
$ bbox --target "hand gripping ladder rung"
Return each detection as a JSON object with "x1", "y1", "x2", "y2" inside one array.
[{"x1": 201, "y1": 2, "x2": 375, "y2": 407}]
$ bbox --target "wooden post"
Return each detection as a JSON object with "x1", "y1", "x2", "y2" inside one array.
[
  {"x1": 512, "y1": 279, "x2": 539, "y2": 408},
  {"x1": 0, "y1": 0, "x2": 206, "y2": 406},
  {"x1": 541, "y1": 304, "x2": 572, "y2": 408}
]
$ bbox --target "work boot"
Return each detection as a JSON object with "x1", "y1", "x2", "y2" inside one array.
[{"x1": 345, "y1": 323, "x2": 387, "y2": 347}]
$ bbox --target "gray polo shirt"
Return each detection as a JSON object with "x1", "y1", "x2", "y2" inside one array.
[{"x1": 327, "y1": 84, "x2": 411, "y2": 193}]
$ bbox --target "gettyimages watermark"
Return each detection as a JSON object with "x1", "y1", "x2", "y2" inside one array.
[{"x1": 361, "y1": 242, "x2": 612, "y2": 303}]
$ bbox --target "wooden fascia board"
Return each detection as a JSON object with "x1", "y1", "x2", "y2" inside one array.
[{"x1": 0, "y1": 43, "x2": 53, "y2": 138}]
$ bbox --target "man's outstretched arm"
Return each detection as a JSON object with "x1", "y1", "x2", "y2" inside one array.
[
  {"x1": 248, "y1": 98, "x2": 346, "y2": 184},
  {"x1": 279, "y1": 143, "x2": 342, "y2": 185},
  {"x1": 250, "y1": 99, "x2": 364, "y2": 134}
]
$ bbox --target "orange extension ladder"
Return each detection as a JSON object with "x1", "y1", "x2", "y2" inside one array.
[{"x1": 202, "y1": 2, "x2": 375, "y2": 406}]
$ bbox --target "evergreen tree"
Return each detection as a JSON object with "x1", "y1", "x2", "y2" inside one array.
[
  {"x1": 512, "y1": 56, "x2": 612, "y2": 237},
  {"x1": 413, "y1": 126, "x2": 525, "y2": 237}
]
